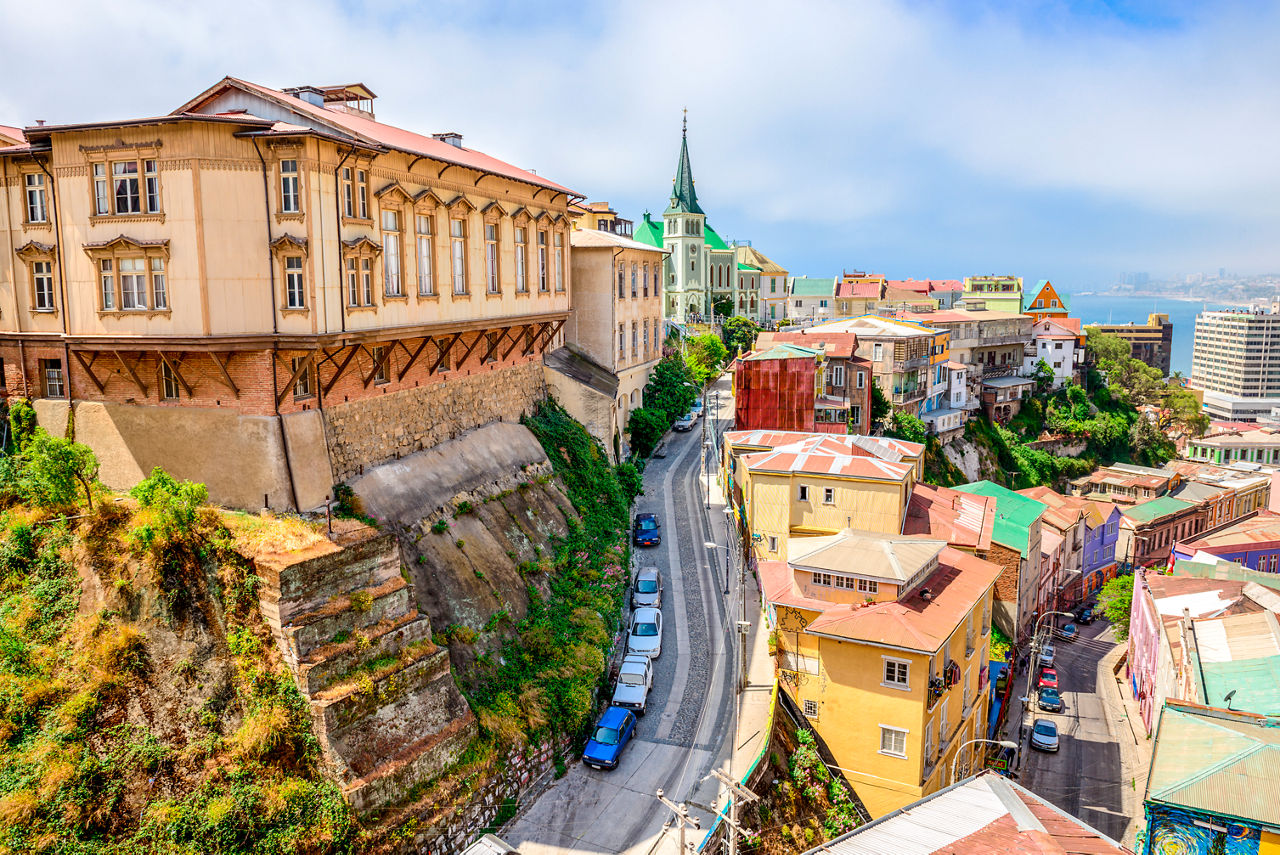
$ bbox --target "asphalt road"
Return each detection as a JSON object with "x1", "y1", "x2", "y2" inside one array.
[
  {"x1": 504, "y1": 380, "x2": 738, "y2": 855},
  {"x1": 1019, "y1": 620, "x2": 1132, "y2": 841}
]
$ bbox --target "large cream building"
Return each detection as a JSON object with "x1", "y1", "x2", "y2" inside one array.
[{"x1": 0, "y1": 78, "x2": 576, "y2": 509}]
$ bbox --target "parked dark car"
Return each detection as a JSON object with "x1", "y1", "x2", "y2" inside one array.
[
  {"x1": 633, "y1": 514, "x2": 661, "y2": 547},
  {"x1": 1075, "y1": 607, "x2": 1094, "y2": 625},
  {"x1": 582, "y1": 706, "x2": 638, "y2": 769},
  {"x1": 1038, "y1": 687, "x2": 1064, "y2": 712}
]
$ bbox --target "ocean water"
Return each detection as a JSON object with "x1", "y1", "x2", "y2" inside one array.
[{"x1": 1063, "y1": 293, "x2": 1236, "y2": 376}]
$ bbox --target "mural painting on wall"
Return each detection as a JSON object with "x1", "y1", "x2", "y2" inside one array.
[{"x1": 1148, "y1": 812, "x2": 1259, "y2": 855}]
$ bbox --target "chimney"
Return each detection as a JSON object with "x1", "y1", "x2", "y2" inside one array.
[
  {"x1": 35, "y1": 119, "x2": 45, "y2": 126},
  {"x1": 283, "y1": 86, "x2": 325, "y2": 108},
  {"x1": 433, "y1": 132, "x2": 463, "y2": 148}
]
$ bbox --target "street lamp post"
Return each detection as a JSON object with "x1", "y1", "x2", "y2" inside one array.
[
  {"x1": 706, "y1": 541, "x2": 730, "y2": 595},
  {"x1": 950, "y1": 739, "x2": 1018, "y2": 786}
]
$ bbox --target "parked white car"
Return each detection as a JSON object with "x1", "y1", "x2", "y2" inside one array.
[
  {"x1": 627, "y1": 607, "x2": 663, "y2": 659},
  {"x1": 611, "y1": 654, "x2": 654, "y2": 715},
  {"x1": 1038, "y1": 643, "x2": 1056, "y2": 669},
  {"x1": 632, "y1": 566, "x2": 663, "y2": 609},
  {"x1": 673, "y1": 414, "x2": 695, "y2": 432}
]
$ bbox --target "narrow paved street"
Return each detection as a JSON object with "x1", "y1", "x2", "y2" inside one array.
[
  {"x1": 505, "y1": 378, "x2": 739, "y2": 855},
  {"x1": 1017, "y1": 620, "x2": 1132, "y2": 842}
]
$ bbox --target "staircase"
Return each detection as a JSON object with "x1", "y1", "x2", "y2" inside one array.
[{"x1": 255, "y1": 527, "x2": 476, "y2": 813}]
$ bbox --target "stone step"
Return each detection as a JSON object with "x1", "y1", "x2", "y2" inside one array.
[
  {"x1": 297, "y1": 613, "x2": 435, "y2": 696},
  {"x1": 259, "y1": 532, "x2": 403, "y2": 627},
  {"x1": 284, "y1": 576, "x2": 413, "y2": 660},
  {"x1": 312, "y1": 648, "x2": 473, "y2": 779},
  {"x1": 342, "y1": 714, "x2": 477, "y2": 814}
]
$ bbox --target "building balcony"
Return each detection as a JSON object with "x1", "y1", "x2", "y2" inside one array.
[
  {"x1": 979, "y1": 332, "x2": 1031, "y2": 347},
  {"x1": 981, "y1": 365, "x2": 1016, "y2": 379},
  {"x1": 892, "y1": 356, "x2": 931, "y2": 371}
]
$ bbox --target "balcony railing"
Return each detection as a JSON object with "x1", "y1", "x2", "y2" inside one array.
[{"x1": 981, "y1": 365, "x2": 1016, "y2": 378}]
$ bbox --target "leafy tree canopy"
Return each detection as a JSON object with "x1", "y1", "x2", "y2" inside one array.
[
  {"x1": 685, "y1": 333, "x2": 727, "y2": 386},
  {"x1": 1097, "y1": 574, "x2": 1134, "y2": 640},
  {"x1": 627, "y1": 407, "x2": 669, "y2": 458},
  {"x1": 721, "y1": 316, "x2": 761, "y2": 356}
]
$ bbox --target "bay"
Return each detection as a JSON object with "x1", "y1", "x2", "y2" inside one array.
[{"x1": 1063, "y1": 293, "x2": 1236, "y2": 377}]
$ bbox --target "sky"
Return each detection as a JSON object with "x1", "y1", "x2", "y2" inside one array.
[{"x1": 4, "y1": 0, "x2": 1280, "y2": 291}]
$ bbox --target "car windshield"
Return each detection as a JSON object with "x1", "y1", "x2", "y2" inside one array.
[
  {"x1": 638, "y1": 519, "x2": 657, "y2": 531},
  {"x1": 593, "y1": 726, "x2": 621, "y2": 745},
  {"x1": 637, "y1": 580, "x2": 659, "y2": 593},
  {"x1": 1034, "y1": 722, "x2": 1056, "y2": 736},
  {"x1": 633, "y1": 622, "x2": 659, "y2": 637},
  {"x1": 1042, "y1": 689, "x2": 1059, "y2": 699},
  {"x1": 619, "y1": 671, "x2": 645, "y2": 686}
]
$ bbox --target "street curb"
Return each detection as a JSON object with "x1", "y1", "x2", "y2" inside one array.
[{"x1": 1095, "y1": 640, "x2": 1147, "y2": 849}]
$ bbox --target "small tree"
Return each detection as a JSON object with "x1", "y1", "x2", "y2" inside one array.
[
  {"x1": 1030, "y1": 359, "x2": 1054, "y2": 397},
  {"x1": 1096, "y1": 575, "x2": 1134, "y2": 640},
  {"x1": 887, "y1": 411, "x2": 928, "y2": 444},
  {"x1": 19, "y1": 428, "x2": 99, "y2": 510},
  {"x1": 721, "y1": 316, "x2": 761, "y2": 355},
  {"x1": 627, "y1": 408, "x2": 668, "y2": 458},
  {"x1": 869, "y1": 381, "x2": 891, "y2": 431},
  {"x1": 712, "y1": 297, "x2": 733, "y2": 318},
  {"x1": 643, "y1": 354, "x2": 697, "y2": 425},
  {"x1": 8, "y1": 399, "x2": 37, "y2": 452},
  {"x1": 685, "y1": 333, "x2": 728, "y2": 386}
]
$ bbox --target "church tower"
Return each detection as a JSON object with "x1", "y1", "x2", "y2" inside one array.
[{"x1": 662, "y1": 112, "x2": 709, "y2": 323}]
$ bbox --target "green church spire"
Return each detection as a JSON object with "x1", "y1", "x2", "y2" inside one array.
[{"x1": 666, "y1": 109, "x2": 704, "y2": 216}]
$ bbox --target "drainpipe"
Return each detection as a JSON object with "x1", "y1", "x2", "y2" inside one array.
[
  {"x1": 253, "y1": 138, "x2": 300, "y2": 511},
  {"x1": 34, "y1": 157, "x2": 73, "y2": 414}
]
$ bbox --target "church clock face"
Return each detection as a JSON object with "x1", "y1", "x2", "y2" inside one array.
[{"x1": 688, "y1": 244, "x2": 697, "y2": 256}]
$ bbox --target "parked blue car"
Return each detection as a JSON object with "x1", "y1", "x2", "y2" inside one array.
[
  {"x1": 633, "y1": 513, "x2": 661, "y2": 547},
  {"x1": 582, "y1": 706, "x2": 638, "y2": 769}
]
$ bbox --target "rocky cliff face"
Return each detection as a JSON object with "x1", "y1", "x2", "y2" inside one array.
[{"x1": 350, "y1": 422, "x2": 577, "y2": 678}]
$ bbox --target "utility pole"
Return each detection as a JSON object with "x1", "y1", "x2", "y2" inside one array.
[
  {"x1": 656, "y1": 789, "x2": 701, "y2": 855},
  {"x1": 710, "y1": 769, "x2": 758, "y2": 855}
]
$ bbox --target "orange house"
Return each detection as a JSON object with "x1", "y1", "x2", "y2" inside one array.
[{"x1": 1023, "y1": 279, "x2": 1069, "y2": 323}]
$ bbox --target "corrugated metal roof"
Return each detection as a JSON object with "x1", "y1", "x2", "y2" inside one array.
[
  {"x1": 804, "y1": 773, "x2": 1130, "y2": 855},
  {"x1": 1122, "y1": 496, "x2": 1194, "y2": 524},
  {"x1": 788, "y1": 529, "x2": 945, "y2": 583},
  {"x1": 953, "y1": 481, "x2": 1047, "y2": 555},
  {"x1": 1146, "y1": 703, "x2": 1280, "y2": 827}
]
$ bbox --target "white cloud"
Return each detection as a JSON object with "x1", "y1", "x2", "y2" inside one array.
[{"x1": 3, "y1": 0, "x2": 1279, "y2": 276}]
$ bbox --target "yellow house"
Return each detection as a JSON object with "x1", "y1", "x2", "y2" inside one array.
[
  {"x1": 721, "y1": 430, "x2": 925, "y2": 561},
  {"x1": 760, "y1": 532, "x2": 1001, "y2": 818}
]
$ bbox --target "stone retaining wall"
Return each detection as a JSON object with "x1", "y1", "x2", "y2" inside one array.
[{"x1": 324, "y1": 360, "x2": 547, "y2": 483}]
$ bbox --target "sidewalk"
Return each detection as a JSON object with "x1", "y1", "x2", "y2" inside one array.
[
  {"x1": 699, "y1": 376, "x2": 776, "y2": 783},
  {"x1": 1097, "y1": 642, "x2": 1150, "y2": 849}
]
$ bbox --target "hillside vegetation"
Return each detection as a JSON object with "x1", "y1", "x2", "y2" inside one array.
[{"x1": 0, "y1": 422, "x2": 354, "y2": 853}]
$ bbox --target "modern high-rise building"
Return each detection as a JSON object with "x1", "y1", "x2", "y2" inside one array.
[{"x1": 1190, "y1": 308, "x2": 1280, "y2": 421}]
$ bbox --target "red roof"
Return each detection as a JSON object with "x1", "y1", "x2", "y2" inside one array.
[
  {"x1": 175, "y1": 77, "x2": 577, "y2": 196},
  {"x1": 0, "y1": 124, "x2": 24, "y2": 144},
  {"x1": 761, "y1": 546, "x2": 1001, "y2": 651},
  {"x1": 757, "y1": 330, "x2": 859, "y2": 358},
  {"x1": 903, "y1": 483, "x2": 995, "y2": 552},
  {"x1": 885, "y1": 278, "x2": 963, "y2": 294},
  {"x1": 835, "y1": 280, "x2": 882, "y2": 299}
]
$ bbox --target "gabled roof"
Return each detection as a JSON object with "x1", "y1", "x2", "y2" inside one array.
[
  {"x1": 0, "y1": 124, "x2": 24, "y2": 146},
  {"x1": 1145, "y1": 701, "x2": 1280, "y2": 830},
  {"x1": 790, "y1": 277, "x2": 837, "y2": 297},
  {"x1": 903, "y1": 483, "x2": 995, "y2": 552},
  {"x1": 1014, "y1": 486, "x2": 1084, "y2": 533},
  {"x1": 633, "y1": 212, "x2": 663, "y2": 248},
  {"x1": 743, "y1": 344, "x2": 820, "y2": 361},
  {"x1": 741, "y1": 436, "x2": 914, "y2": 482},
  {"x1": 570, "y1": 229, "x2": 665, "y2": 253},
  {"x1": 953, "y1": 481, "x2": 1046, "y2": 555},
  {"x1": 735, "y1": 245, "x2": 787, "y2": 274},
  {"x1": 704, "y1": 223, "x2": 730, "y2": 251},
  {"x1": 807, "y1": 771, "x2": 1131, "y2": 855},
  {"x1": 763, "y1": 545, "x2": 1001, "y2": 652},
  {"x1": 173, "y1": 76, "x2": 576, "y2": 196},
  {"x1": 1177, "y1": 511, "x2": 1280, "y2": 552},
  {"x1": 1122, "y1": 496, "x2": 1195, "y2": 524},
  {"x1": 788, "y1": 529, "x2": 945, "y2": 584}
]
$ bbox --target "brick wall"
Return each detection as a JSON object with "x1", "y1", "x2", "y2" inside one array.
[
  {"x1": 986, "y1": 543, "x2": 1022, "y2": 639},
  {"x1": 324, "y1": 359, "x2": 546, "y2": 482}
]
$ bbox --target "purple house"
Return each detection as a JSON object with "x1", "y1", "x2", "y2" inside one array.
[
  {"x1": 1081, "y1": 499, "x2": 1122, "y2": 598},
  {"x1": 1172, "y1": 510, "x2": 1280, "y2": 572}
]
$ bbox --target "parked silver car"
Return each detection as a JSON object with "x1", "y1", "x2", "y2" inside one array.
[
  {"x1": 611, "y1": 654, "x2": 654, "y2": 714},
  {"x1": 1038, "y1": 642, "x2": 1056, "y2": 669},
  {"x1": 632, "y1": 566, "x2": 663, "y2": 609},
  {"x1": 627, "y1": 607, "x2": 663, "y2": 659},
  {"x1": 1030, "y1": 718, "x2": 1059, "y2": 752},
  {"x1": 673, "y1": 414, "x2": 695, "y2": 432}
]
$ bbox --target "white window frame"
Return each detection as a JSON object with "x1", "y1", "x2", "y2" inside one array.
[
  {"x1": 119, "y1": 257, "x2": 148, "y2": 310},
  {"x1": 798, "y1": 485, "x2": 809, "y2": 501},
  {"x1": 451, "y1": 218, "x2": 467, "y2": 295},
  {"x1": 485, "y1": 223, "x2": 499, "y2": 294},
  {"x1": 873, "y1": 343, "x2": 883, "y2": 362},
  {"x1": 416, "y1": 214, "x2": 435, "y2": 296},
  {"x1": 292, "y1": 356, "x2": 313, "y2": 399},
  {"x1": 382, "y1": 209, "x2": 403, "y2": 297},
  {"x1": 280, "y1": 159, "x2": 300, "y2": 213},
  {"x1": 554, "y1": 232, "x2": 564, "y2": 292},
  {"x1": 832, "y1": 364, "x2": 845, "y2": 387},
  {"x1": 803, "y1": 699, "x2": 819, "y2": 719},
  {"x1": 882, "y1": 657, "x2": 911, "y2": 691},
  {"x1": 284, "y1": 256, "x2": 305, "y2": 309},
  {"x1": 768, "y1": 535, "x2": 779, "y2": 553},
  {"x1": 823, "y1": 487, "x2": 835, "y2": 504},
  {"x1": 537, "y1": 231, "x2": 548, "y2": 292},
  {"x1": 32, "y1": 261, "x2": 55, "y2": 311},
  {"x1": 160, "y1": 360, "x2": 180, "y2": 401},
  {"x1": 857, "y1": 578, "x2": 878, "y2": 594},
  {"x1": 516, "y1": 227, "x2": 529, "y2": 293},
  {"x1": 24, "y1": 173, "x2": 47, "y2": 223},
  {"x1": 878, "y1": 725, "x2": 908, "y2": 759}
]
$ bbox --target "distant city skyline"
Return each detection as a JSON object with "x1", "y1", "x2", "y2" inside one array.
[{"x1": 4, "y1": 0, "x2": 1280, "y2": 288}]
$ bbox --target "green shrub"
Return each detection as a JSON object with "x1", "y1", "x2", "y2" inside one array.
[
  {"x1": 431, "y1": 519, "x2": 450, "y2": 534},
  {"x1": 15, "y1": 428, "x2": 99, "y2": 510},
  {"x1": 454, "y1": 500, "x2": 474, "y2": 516},
  {"x1": 615, "y1": 461, "x2": 643, "y2": 499},
  {"x1": 128, "y1": 467, "x2": 208, "y2": 551},
  {"x1": 627, "y1": 408, "x2": 668, "y2": 458}
]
